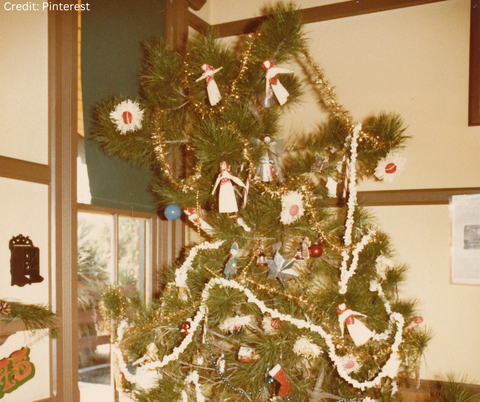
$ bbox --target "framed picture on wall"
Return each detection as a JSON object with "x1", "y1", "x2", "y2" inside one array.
[
  {"x1": 469, "y1": 0, "x2": 480, "y2": 126},
  {"x1": 451, "y1": 194, "x2": 480, "y2": 284}
]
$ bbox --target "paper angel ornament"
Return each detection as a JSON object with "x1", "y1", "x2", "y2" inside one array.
[
  {"x1": 212, "y1": 161, "x2": 246, "y2": 215},
  {"x1": 196, "y1": 64, "x2": 223, "y2": 106},
  {"x1": 262, "y1": 60, "x2": 293, "y2": 106},
  {"x1": 337, "y1": 302, "x2": 373, "y2": 346}
]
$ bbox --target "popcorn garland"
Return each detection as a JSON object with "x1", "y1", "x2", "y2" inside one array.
[
  {"x1": 174, "y1": 240, "x2": 225, "y2": 288},
  {"x1": 117, "y1": 276, "x2": 405, "y2": 392},
  {"x1": 343, "y1": 123, "x2": 361, "y2": 246},
  {"x1": 339, "y1": 230, "x2": 375, "y2": 294},
  {"x1": 182, "y1": 371, "x2": 206, "y2": 402}
]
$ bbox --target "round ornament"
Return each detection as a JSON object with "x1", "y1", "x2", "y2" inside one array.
[
  {"x1": 309, "y1": 243, "x2": 323, "y2": 258},
  {"x1": 165, "y1": 203, "x2": 181, "y2": 220},
  {"x1": 385, "y1": 162, "x2": 397, "y2": 174},
  {"x1": 270, "y1": 318, "x2": 281, "y2": 330}
]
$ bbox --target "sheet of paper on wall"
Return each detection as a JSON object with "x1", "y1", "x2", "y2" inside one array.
[{"x1": 450, "y1": 193, "x2": 480, "y2": 285}]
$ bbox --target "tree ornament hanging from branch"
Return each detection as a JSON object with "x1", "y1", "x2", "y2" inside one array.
[
  {"x1": 280, "y1": 191, "x2": 305, "y2": 225},
  {"x1": 267, "y1": 251, "x2": 298, "y2": 286},
  {"x1": 224, "y1": 242, "x2": 239, "y2": 279},
  {"x1": 374, "y1": 151, "x2": 406, "y2": 183},
  {"x1": 212, "y1": 161, "x2": 247, "y2": 216},
  {"x1": 109, "y1": 99, "x2": 144, "y2": 134},
  {"x1": 262, "y1": 60, "x2": 293, "y2": 106},
  {"x1": 337, "y1": 303, "x2": 373, "y2": 346},
  {"x1": 196, "y1": 64, "x2": 223, "y2": 106}
]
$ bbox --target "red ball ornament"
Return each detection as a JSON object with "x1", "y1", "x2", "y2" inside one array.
[
  {"x1": 270, "y1": 318, "x2": 281, "y2": 330},
  {"x1": 385, "y1": 162, "x2": 397, "y2": 174},
  {"x1": 309, "y1": 243, "x2": 323, "y2": 258},
  {"x1": 122, "y1": 111, "x2": 133, "y2": 124}
]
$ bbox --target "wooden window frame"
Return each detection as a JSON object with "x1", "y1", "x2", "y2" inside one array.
[{"x1": 469, "y1": 0, "x2": 480, "y2": 126}]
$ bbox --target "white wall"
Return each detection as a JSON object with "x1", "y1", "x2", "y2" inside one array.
[
  {"x1": 203, "y1": 0, "x2": 480, "y2": 382},
  {"x1": 0, "y1": 6, "x2": 51, "y2": 401}
]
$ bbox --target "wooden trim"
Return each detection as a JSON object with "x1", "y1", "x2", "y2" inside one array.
[
  {"x1": 211, "y1": 0, "x2": 448, "y2": 38},
  {"x1": 188, "y1": 10, "x2": 211, "y2": 33},
  {"x1": 77, "y1": 309, "x2": 104, "y2": 324},
  {"x1": 402, "y1": 378, "x2": 480, "y2": 395},
  {"x1": 166, "y1": 0, "x2": 189, "y2": 51},
  {"x1": 0, "y1": 156, "x2": 50, "y2": 185},
  {"x1": 358, "y1": 188, "x2": 480, "y2": 206},
  {"x1": 78, "y1": 335, "x2": 110, "y2": 349},
  {"x1": 186, "y1": 0, "x2": 206, "y2": 12},
  {"x1": 78, "y1": 202, "x2": 157, "y2": 219},
  {"x1": 469, "y1": 0, "x2": 480, "y2": 126},
  {"x1": 49, "y1": 5, "x2": 79, "y2": 401}
]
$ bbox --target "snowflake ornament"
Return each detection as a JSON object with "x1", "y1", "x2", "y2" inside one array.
[
  {"x1": 280, "y1": 191, "x2": 305, "y2": 225},
  {"x1": 109, "y1": 99, "x2": 144, "y2": 134},
  {"x1": 293, "y1": 336, "x2": 322, "y2": 359},
  {"x1": 375, "y1": 255, "x2": 394, "y2": 280},
  {"x1": 338, "y1": 354, "x2": 361, "y2": 374},
  {"x1": 374, "y1": 152, "x2": 406, "y2": 183}
]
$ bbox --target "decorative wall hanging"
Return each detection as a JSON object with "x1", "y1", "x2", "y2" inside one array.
[
  {"x1": 0, "y1": 347, "x2": 36, "y2": 399},
  {"x1": 9, "y1": 235, "x2": 43, "y2": 287}
]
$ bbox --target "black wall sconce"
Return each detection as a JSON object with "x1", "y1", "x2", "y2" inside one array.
[{"x1": 9, "y1": 235, "x2": 43, "y2": 287}]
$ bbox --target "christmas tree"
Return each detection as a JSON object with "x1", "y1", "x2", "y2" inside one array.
[{"x1": 94, "y1": 4, "x2": 430, "y2": 401}]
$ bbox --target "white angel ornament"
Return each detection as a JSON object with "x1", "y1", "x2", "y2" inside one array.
[
  {"x1": 262, "y1": 60, "x2": 293, "y2": 106},
  {"x1": 337, "y1": 302, "x2": 373, "y2": 346},
  {"x1": 212, "y1": 161, "x2": 246, "y2": 217},
  {"x1": 196, "y1": 63, "x2": 223, "y2": 106}
]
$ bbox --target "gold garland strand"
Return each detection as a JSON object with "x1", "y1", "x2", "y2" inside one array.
[
  {"x1": 151, "y1": 111, "x2": 203, "y2": 193},
  {"x1": 301, "y1": 48, "x2": 352, "y2": 125}
]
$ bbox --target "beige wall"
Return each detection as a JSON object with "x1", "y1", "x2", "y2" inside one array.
[
  {"x1": 202, "y1": 0, "x2": 480, "y2": 382},
  {"x1": 0, "y1": 8, "x2": 51, "y2": 402}
]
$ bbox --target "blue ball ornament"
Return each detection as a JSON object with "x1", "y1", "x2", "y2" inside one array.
[{"x1": 165, "y1": 203, "x2": 181, "y2": 221}]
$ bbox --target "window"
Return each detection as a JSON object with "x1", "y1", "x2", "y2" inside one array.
[{"x1": 77, "y1": 206, "x2": 157, "y2": 402}]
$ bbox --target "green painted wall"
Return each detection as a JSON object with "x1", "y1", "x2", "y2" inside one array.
[{"x1": 82, "y1": 0, "x2": 166, "y2": 213}]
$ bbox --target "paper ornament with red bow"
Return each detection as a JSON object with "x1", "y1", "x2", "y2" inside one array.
[
  {"x1": 262, "y1": 60, "x2": 293, "y2": 106},
  {"x1": 196, "y1": 64, "x2": 223, "y2": 106}
]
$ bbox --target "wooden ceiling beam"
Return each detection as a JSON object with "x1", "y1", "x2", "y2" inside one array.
[
  {"x1": 186, "y1": 0, "x2": 206, "y2": 11},
  {"x1": 211, "y1": 0, "x2": 448, "y2": 38}
]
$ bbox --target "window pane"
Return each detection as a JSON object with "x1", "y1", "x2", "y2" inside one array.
[
  {"x1": 119, "y1": 217, "x2": 146, "y2": 297},
  {"x1": 77, "y1": 212, "x2": 113, "y2": 402}
]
